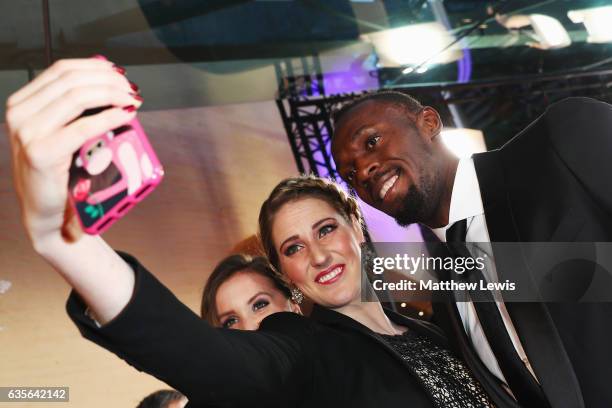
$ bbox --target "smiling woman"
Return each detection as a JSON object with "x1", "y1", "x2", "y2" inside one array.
[
  {"x1": 200, "y1": 254, "x2": 300, "y2": 330},
  {"x1": 271, "y1": 197, "x2": 363, "y2": 310},
  {"x1": 252, "y1": 175, "x2": 502, "y2": 407}
]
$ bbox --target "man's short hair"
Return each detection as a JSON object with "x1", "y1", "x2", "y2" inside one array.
[
  {"x1": 331, "y1": 90, "x2": 423, "y2": 127},
  {"x1": 136, "y1": 390, "x2": 184, "y2": 408}
]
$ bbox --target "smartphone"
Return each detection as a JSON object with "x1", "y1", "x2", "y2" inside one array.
[{"x1": 68, "y1": 110, "x2": 164, "y2": 234}]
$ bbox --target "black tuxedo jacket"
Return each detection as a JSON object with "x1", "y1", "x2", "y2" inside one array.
[
  {"x1": 433, "y1": 97, "x2": 612, "y2": 408},
  {"x1": 67, "y1": 252, "x2": 502, "y2": 408}
]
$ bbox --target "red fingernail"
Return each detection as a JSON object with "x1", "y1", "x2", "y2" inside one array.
[
  {"x1": 131, "y1": 94, "x2": 144, "y2": 102},
  {"x1": 113, "y1": 65, "x2": 126, "y2": 75},
  {"x1": 129, "y1": 82, "x2": 139, "y2": 93},
  {"x1": 123, "y1": 105, "x2": 136, "y2": 113},
  {"x1": 91, "y1": 54, "x2": 107, "y2": 60}
]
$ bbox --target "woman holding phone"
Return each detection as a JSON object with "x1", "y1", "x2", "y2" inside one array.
[{"x1": 6, "y1": 58, "x2": 514, "y2": 408}]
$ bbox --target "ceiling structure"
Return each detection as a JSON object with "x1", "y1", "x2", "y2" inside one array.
[{"x1": 1, "y1": 0, "x2": 611, "y2": 110}]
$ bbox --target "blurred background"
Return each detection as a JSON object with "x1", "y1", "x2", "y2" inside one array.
[{"x1": 1, "y1": 0, "x2": 612, "y2": 406}]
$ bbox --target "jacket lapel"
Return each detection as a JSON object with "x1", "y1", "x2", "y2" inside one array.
[
  {"x1": 309, "y1": 304, "x2": 454, "y2": 372},
  {"x1": 473, "y1": 151, "x2": 585, "y2": 408},
  {"x1": 472, "y1": 151, "x2": 540, "y2": 300},
  {"x1": 309, "y1": 304, "x2": 445, "y2": 346}
]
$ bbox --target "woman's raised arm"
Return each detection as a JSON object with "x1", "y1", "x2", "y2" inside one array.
[
  {"x1": 5, "y1": 58, "x2": 143, "y2": 324},
  {"x1": 5, "y1": 60, "x2": 311, "y2": 405}
]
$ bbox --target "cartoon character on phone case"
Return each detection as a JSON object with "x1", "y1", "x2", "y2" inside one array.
[{"x1": 68, "y1": 119, "x2": 163, "y2": 233}]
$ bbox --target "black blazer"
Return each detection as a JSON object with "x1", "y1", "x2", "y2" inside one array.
[
  {"x1": 433, "y1": 97, "x2": 612, "y2": 408},
  {"x1": 67, "y1": 252, "x2": 500, "y2": 408}
]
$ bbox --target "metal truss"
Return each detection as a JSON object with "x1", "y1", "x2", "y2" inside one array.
[
  {"x1": 276, "y1": 94, "x2": 345, "y2": 179},
  {"x1": 276, "y1": 68, "x2": 612, "y2": 175}
]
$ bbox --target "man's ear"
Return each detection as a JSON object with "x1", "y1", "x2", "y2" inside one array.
[{"x1": 419, "y1": 106, "x2": 443, "y2": 141}]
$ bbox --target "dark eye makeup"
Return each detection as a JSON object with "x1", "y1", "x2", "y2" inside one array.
[
  {"x1": 283, "y1": 243, "x2": 302, "y2": 257},
  {"x1": 318, "y1": 223, "x2": 337, "y2": 238},
  {"x1": 253, "y1": 299, "x2": 270, "y2": 311},
  {"x1": 281, "y1": 219, "x2": 338, "y2": 257},
  {"x1": 221, "y1": 316, "x2": 238, "y2": 329}
]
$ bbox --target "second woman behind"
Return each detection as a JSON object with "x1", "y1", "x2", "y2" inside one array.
[{"x1": 201, "y1": 254, "x2": 300, "y2": 330}]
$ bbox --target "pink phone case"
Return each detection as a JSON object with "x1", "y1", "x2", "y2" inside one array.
[{"x1": 68, "y1": 117, "x2": 164, "y2": 234}]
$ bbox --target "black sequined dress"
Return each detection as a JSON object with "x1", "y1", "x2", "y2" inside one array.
[{"x1": 380, "y1": 330, "x2": 496, "y2": 408}]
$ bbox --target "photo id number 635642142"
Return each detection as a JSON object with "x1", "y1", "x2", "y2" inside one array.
[{"x1": 0, "y1": 387, "x2": 69, "y2": 402}]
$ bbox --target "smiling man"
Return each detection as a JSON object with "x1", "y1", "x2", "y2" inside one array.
[
  {"x1": 331, "y1": 91, "x2": 612, "y2": 408},
  {"x1": 331, "y1": 92, "x2": 457, "y2": 229}
]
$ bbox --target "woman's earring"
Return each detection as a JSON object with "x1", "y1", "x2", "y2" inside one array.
[
  {"x1": 290, "y1": 287, "x2": 304, "y2": 304},
  {"x1": 361, "y1": 243, "x2": 375, "y2": 276}
]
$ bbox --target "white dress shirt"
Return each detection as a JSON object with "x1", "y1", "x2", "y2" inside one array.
[{"x1": 432, "y1": 158, "x2": 538, "y2": 387}]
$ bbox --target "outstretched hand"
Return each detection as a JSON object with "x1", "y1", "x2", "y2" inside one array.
[{"x1": 5, "y1": 58, "x2": 142, "y2": 246}]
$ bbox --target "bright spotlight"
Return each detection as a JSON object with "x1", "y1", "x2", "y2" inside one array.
[
  {"x1": 440, "y1": 128, "x2": 486, "y2": 158},
  {"x1": 361, "y1": 22, "x2": 462, "y2": 67},
  {"x1": 568, "y1": 6, "x2": 612, "y2": 43}
]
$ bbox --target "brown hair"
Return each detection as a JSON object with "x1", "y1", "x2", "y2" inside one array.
[
  {"x1": 201, "y1": 254, "x2": 291, "y2": 325},
  {"x1": 258, "y1": 174, "x2": 363, "y2": 272}
]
